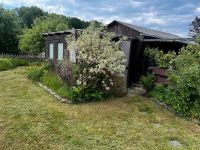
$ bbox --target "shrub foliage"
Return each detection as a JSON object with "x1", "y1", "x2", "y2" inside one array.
[
  {"x1": 66, "y1": 28, "x2": 126, "y2": 102},
  {"x1": 145, "y1": 46, "x2": 200, "y2": 118}
]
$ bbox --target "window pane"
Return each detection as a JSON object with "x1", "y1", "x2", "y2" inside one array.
[
  {"x1": 58, "y1": 43, "x2": 63, "y2": 60},
  {"x1": 49, "y1": 43, "x2": 54, "y2": 59}
]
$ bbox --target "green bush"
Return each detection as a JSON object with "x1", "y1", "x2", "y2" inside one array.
[
  {"x1": 140, "y1": 73, "x2": 155, "y2": 95},
  {"x1": 12, "y1": 59, "x2": 29, "y2": 66},
  {"x1": 144, "y1": 48, "x2": 176, "y2": 69},
  {"x1": 41, "y1": 71, "x2": 103, "y2": 103},
  {"x1": 66, "y1": 27, "x2": 126, "y2": 101},
  {"x1": 27, "y1": 67, "x2": 44, "y2": 81},
  {"x1": 166, "y1": 64, "x2": 200, "y2": 117},
  {"x1": 147, "y1": 45, "x2": 200, "y2": 118},
  {"x1": 0, "y1": 58, "x2": 29, "y2": 71},
  {"x1": 68, "y1": 87, "x2": 103, "y2": 103}
]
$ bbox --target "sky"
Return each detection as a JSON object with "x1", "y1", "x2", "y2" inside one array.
[{"x1": 2, "y1": 0, "x2": 200, "y2": 37}]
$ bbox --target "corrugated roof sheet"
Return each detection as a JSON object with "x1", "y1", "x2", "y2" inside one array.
[{"x1": 110, "y1": 20, "x2": 182, "y2": 39}]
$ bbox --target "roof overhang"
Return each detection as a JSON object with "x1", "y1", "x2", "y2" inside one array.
[
  {"x1": 42, "y1": 30, "x2": 73, "y2": 36},
  {"x1": 42, "y1": 29, "x2": 83, "y2": 36},
  {"x1": 143, "y1": 38, "x2": 197, "y2": 45}
]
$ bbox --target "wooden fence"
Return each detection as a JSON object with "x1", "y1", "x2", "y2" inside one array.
[{"x1": 0, "y1": 54, "x2": 45, "y2": 62}]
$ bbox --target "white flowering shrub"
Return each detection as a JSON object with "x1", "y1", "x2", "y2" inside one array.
[{"x1": 66, "y1": 28, "x2": 126, "y2": 101}]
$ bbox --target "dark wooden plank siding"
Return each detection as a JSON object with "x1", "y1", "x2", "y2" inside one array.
[
  {"x1": 108, "y1": 22, "x2": 140, "y2": 38},
  {"x1": 45, "y1": 33, "x2": 69, "y2": 60},
  {"x1": 108, "y1": 22, "x2": 144, "y2": 86}
]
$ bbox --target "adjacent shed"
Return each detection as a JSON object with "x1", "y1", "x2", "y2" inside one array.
[{"x1": 107, "y1": 20, "x2": 190, "y2": 87}]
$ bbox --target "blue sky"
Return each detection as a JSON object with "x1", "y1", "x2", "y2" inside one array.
[{"x1": 2, "y1": 0, "x2": 200, "y2": 37}]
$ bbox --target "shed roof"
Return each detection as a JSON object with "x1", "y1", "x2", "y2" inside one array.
[
  {"x1": 42, "y1": 29, "x2": 82, "y2": 36},
  {"x1": 108, "y1": 20, "x2": 182, "y2": 39}
]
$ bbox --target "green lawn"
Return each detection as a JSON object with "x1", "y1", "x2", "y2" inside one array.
[{"x1": 0, "y1": 67, "x2": 200, "y2": 150}]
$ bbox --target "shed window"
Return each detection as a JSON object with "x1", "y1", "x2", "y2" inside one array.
[
  {"x1": 69, "y1": 50, "x2": 76, "y2": 63},
  {"x1": 58, "y1": 43, "x2": 63, "y2": 60},
  {"x1": 49, "y1": 43, "x2": 54, "y2": 59}
]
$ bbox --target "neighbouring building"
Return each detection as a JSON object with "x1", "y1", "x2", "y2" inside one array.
[{"x1": 43, "y1": 20, "x2": 192, "y2": 87}]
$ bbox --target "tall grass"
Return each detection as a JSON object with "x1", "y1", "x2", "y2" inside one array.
[{"x1": 41, "y1": 72, "x2": 71, "y2": 98}]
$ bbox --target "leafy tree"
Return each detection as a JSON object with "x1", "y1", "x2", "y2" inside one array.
[
  {"x1": 69, "y1": 17, "x2": 90, "y2": 29},
  {"x1": 19, "y1": 14, "x2": 69, "y2": 54},
  {"x1": 15, "y1": 6, "x2": 46, "y2": 28},
  {"x1": 189, "y1": 17, "x2": 200, "y2": 39},
  {"x1": 0, "y1": 7, "x2": 21, "y2": 53},
  {"x1": 87, "y1": 20, "x2": 103, "y2": 30}
]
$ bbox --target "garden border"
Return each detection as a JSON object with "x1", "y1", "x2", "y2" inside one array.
[{"x1": 38, "y1": 82, "x2": 72, "y2": 104}]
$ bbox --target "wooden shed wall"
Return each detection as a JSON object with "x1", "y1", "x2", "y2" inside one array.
[
  {"x1": 107, "y1": 22, "x2": 140, "y2": 38},
  {"x1": 107, "y1": 22, "x2": 145, "y2": 86},
  {"x1": 45, "y1": 33, "x2": 68, "y2": 60}
]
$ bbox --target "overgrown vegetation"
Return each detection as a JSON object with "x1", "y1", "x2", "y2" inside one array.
[
  {"x1": 66, "y1": 27, "x2": 126, "y2": 102},
  {"x1": 144, "y1": 45, "x2": 200, "y2": 119},
  {"x1": 0, "y1": 58, "x2": 29, "y2": 71},
  {"x1": 144, "y1": 48, "x2": 176, "y2": 68},
  {"x1": 26, "y1": 27, "x2": 126, "y2": 103},
  {"x1": 19, "y1": 14, "x2": 70, "y2": 54},
  {"x1": 41, "y1": 71, "x2": 70, "y2": 98},
  {"x1": 27, "y1": 66, "x2": 45, "y2": 81}
]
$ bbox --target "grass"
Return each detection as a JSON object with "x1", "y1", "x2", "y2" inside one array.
[
  {"x1": 0, "y1": 67, "x2": 200, "y2": 150},
  {"x1": 41, "y1": 71, "x2": 70, "y2": 98},
  {"x1": 0, "y1": 58, "x2": 29, "y2": 71},
  {"x1": 26, "y1": 64, "x2": 71, "y2": 99}
]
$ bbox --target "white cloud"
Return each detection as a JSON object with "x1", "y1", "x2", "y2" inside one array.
[
  {"x1": 2, "y1": 0, "x2": 51, "y2": 7},
  {"x1": 2, "y1": 0, "x2": 196, "y2": 37},
  {"x1": 195, "y1": 7, "x2": 200, "y2": 13},
  {"x1": 100, "y1": 5, "x2": 117, "y2": 13},
  {"x1": 128, "y1": 0, "x2": 144, "y2": 7},
  {"x1": 141, "y1": 12, "x2": 166, "y2": 25}
]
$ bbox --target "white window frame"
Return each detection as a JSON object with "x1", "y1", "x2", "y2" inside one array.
[
  {"x1": 58, "y1": 43, "x2": 64, "y2": 60},
  {"x1": 49, "y1": 43, "x2": 54, "y2": 59}
]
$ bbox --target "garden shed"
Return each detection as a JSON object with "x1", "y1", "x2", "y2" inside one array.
[
  {"x1": 43, "y1": 20, "x2": 190, "y2": 87},
  {"x1": 107, "y1": 20, "x2": 190, "y2": 86}
]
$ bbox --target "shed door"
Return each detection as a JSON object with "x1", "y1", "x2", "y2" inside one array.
[
  {"x1": 120, "y1": 40, "x2": 131, "y2": 87},
  {"x1": 58, "y1": 43, "x2": 63, "y2": 60},
  {"x1": 49, "y1": 43, "x2": 54, "y2": 59}
]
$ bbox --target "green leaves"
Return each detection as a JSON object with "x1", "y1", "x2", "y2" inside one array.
[
  {"x1": 140, "y1": 73, "x2": 155, "y2": 95},
  {"x1": 66, "y1": 28, "x2": 126, "y2": 101},
  {"x1": 0, "y1": 8, "x2": 21, "y2": 53},
  {"x1": 148, "y1": 45, "x2": 200, "y2": 118},
  {"x1": 144, "y1": 48, "x2": 176, "y2": 69},
  {"x1": 19, "y1": 14, "x2": 70, "y2": 54}
]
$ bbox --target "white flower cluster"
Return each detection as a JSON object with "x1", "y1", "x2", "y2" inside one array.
[{"x1": 66, "y1": 28, "x2": 126, "y2": 91}]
